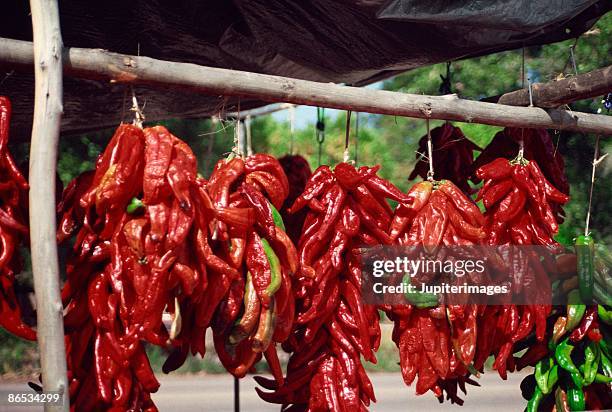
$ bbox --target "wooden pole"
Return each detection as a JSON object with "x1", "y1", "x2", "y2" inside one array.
[
  {"x1": 27, "y1": 2, "x2": 69, "y2": 411},
  {"x1": 1, "y1": 37, "x2": 611, "y2": 134},
  {"x1": 496, "y1": 65, "x2": 612, "y2": 108},
  {"x1": 227, "y1": 103, "x2": 296, "y2": 120},
  {"x1": 2, "y1": 37, "x2": 612, "y2": 135}
]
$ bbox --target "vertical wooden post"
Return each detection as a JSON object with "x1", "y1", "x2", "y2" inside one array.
[{"x1": 28, "y1": 0, "x2": 69, "y2": 411}]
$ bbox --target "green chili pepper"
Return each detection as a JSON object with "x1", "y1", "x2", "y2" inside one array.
[
  {"x1": 126, "y1": 197, "x2": 144, "y2": 214},
  {"x1": 566, "y1": 290, "x2": 586, "y2": 331},
  {"x1": 596, "y1": 243, "x2": 612, "y2": 267},
  {"x1": 601, "y1": 351, "x2": 612, "y2": 378},
  {"x1": 555, "y1": 339, "x2": 584, "y2": 388},
  {"x1": 598, "y1": 305, "x2": 612, "y2": 325},
  {"x1": 555, "y1": 387, "x2": 570, "y2": 412},
  {"x1": 535, "y1": 357, "x2": 554, "y2": 394},
  {"x1": 593, "y1": 257, "x2": 612, "y2": 290},
  {"x1": 582, "y1": 341, "x2": 599, "y2": 386},
  {"x1": 269, "y1": 202, "x2": 286, "y2": 231},
  {"x1": 601, "y1": 329, "x2": 612, "y2": 359},
  {"x1": 534, "y1": 360, "x2": 547, "y2": 394},
  {"x1": 570, "y1": 371, "x2": 584, "y2": 389},
  {"x1": 526, "y1": 385, "x2": 544, "y2": 412},
  {"x1": 403, "y1": 275, "x2": 439, "y2": 308},
  {"x1": 593, "y1": 281, "x2": 612, "y2": 306},
  {"x1": 593, "y1": 372, "x2": 612, "y2": 384},
  {"x1": 547, "y1": 365, "x2": 559, "y2": 393},
  {"x1": 575, "y1": 235, "x2": 594, "y2": 302},
  {"x1": 566, "y1": 385, "x2": 585, "y2": 411},
  {"x1": 261, "y1": 238, "x2": 282, "y2": 297},
  {"x1": 555, "y1": 339, "x2": 580, "y2": 374}
]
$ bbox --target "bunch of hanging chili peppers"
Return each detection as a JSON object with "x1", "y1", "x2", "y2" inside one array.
[
  {"x1": 59, "y1": 122, "x2": 299, "y2": 409},
  {"x1": 384, "y1": 179, "x2": 486, "y2": 403},
  {"x1": 191, "y1": 153, "x2": 298, "y2": 383},
  {"x1": 517, "y1": 237, "x2": 611, "y2": 411},
  {"x1": 0, "y1": 97, "x2": 33, "y2": 341},
  {"x1": 470, "y1": 154, "x2": 570, "y2": 386},
  {"x1": 409, "y1": 123, "x2": 481, "y2": 194},
  {"x1": 59, "y1": 124, "x2": 208, "y2": 411},
  {"x1": 256, "y1": 162, "x2": 411, "y2": 411},
  {"x1": 518, "y1": 300, "x2": 611, "y2": 411},
  {"x1": 471, "y1": 128, "x2": 569, "y2": 222}
]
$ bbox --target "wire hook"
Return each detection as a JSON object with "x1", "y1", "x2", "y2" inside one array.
[
  {"x1": 426, "y1": 117, "x2": 434, "y2": 181},
  {"x1": 343, "y1": 110, "x2": 352, "y2": 163},
  {"x1": 245, "y1": 115, "x2": 253, "y2": 156},
  {"x1": 585, "y1": 135, "x2": 607, "y2": 236}
]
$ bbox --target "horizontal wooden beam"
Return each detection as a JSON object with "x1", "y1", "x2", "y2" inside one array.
[
  {"x1": 226, "y1": 103, "x2": 296, "y2": 120},
  {"x1": 497, "y1": 65, "x2": 612, "y2": 108},
  {"x1": 1, "y1": 37, "x2": 611, "y2": 135}
]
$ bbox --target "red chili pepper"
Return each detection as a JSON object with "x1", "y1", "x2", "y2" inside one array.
[
  {"x1": 527, "y1": 160, "x2": 569, "y2": 204},
  {"x1": 438, "y1": 180, "x2": 485, "y2": 227},
  {"x1": 245, "y1": 170, "x2": 286, "y2": 210},
  {"x1": 244, "y1": 153, "x2": 290, "y2": 197},
  {"x1": 493, "y1": 187, "x2": 526, "y2": 222},
  {"x1": 569, "y1": 307, "x2": 597, "y2": 342},
  {"x1": 364, "y1": 174, "x2": 412, "y2": 204},
  {"x1": 481, "y1": 178, "x2": 513, "y2": 209},
  {"x1": 475, "y1": 157, "x2": 512, "y2": 180},
  {"x1": 288, "y1": 166, "x2": 333, "y2": 213},
  {"x1": 246, "y1": 231, "x2": 273, "y2": 307},
  {"x1": 240, "y1": 182, "x2": 275, "y2": 239}
]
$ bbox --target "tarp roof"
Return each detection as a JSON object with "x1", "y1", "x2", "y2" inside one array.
[{"x1": 0, "y1": 0, "x2": 609, "y2": 137}]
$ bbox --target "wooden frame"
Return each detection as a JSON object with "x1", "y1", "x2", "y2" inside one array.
[
  {"x1": 28, "y1": 1, "x2": 69, "y2": 411},
  {"x1": 1, "y1": 37, "x2": 611, "y2": 134},
  {"x1": 6, "y1": 5, "x2": 611, "y2": 410},
  {"x1": 494, "y1": 65, "x2": 612, "y2": 108}
]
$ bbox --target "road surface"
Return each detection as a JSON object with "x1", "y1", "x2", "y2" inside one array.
[{"x1": 0, "y1": 371, "x2": 528, "y2": 411}]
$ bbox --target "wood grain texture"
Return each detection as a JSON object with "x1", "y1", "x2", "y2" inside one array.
[
  {"x1": 27, "y1": 2, "x2": 69, "y2": 410},
  {"x1": 1, "y1": 38, "x2": 611, "y2": 136},
  {"x1": 497, "y1": 65, "x2": 612, "y2": 108}
]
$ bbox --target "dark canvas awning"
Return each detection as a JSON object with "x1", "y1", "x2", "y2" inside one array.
[{"x1": 0, "y1": 0, "x2": 609, "y2": 137}]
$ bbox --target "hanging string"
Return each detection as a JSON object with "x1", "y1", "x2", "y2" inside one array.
[
  {"x1": 354, "y1": 112, "x2": 360, "y2": 165},
  {"x1": 426, "y1": 118, "x2": 434, "y2": 181},
  {"x1": 561, "y1": 38, "x2": 580, "y2": 77},
  {"x1": 289, "y1": 105, "x2": 295, "y2": 155},
  {"x1": 585, "y1": 136, "x2": 607, "y2": 236},
  {"x1": 569, "y1": 43, "x2": 578, "y2": 76},
  {"x1": 343, "y1": 110, "x2": 352, "y2": 163},
  {"x1": 316, "y1": 107, "x2": 325, "y2": 166},
  {"x1": 230, "y1": 101, "x2": 244, "y2": 158},
  {"x1": 517, "y1": 128, "x2": 525, "y2": 162},
  {"x1": 245, "y1": 115, "x2": 253, "y2": 156},
  {"x1": 553, "y1": 129, "x2": 561, "y2": 157},
  {"x1": 130, "y1": 86, "x2": 145, "y2": 128},
  {"x1": 527, "y1": 77, "x2": 534, "y2": 107},
  {"x1": 232, "y1": 119, "x2": 241, "y2": 157}
]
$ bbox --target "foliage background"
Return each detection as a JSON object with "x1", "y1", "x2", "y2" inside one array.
[{"x1": 1, "y1": 13, "x2": 610, "y2": 378}]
